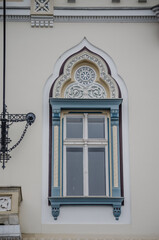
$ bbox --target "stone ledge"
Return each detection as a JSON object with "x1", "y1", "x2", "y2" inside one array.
[
  {"x1": 0, "y1": 225, "x2": 21, "y2": 238},
  {"x1": 22, "y1": 234, "x2": 159, "y2": 240},
  {"x1": 0, "y1": 237, "x2": 21, "y2": 240}
]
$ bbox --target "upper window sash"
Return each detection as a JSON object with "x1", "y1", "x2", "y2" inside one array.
[{"x1": 64, "y1": 113, "x2": 108, "y2": 141}]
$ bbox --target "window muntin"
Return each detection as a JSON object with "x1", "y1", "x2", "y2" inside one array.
[{"x1": 63, "y1": 113, "x2": 109, "y2": 197}]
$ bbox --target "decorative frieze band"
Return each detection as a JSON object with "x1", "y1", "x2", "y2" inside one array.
[
  {"x1": 0, "y1": 0, "x2": 158, "y2": 26},
  {"x1": 53, "y1": 15, "x2": 157, "y2": 23},
  {"x1": 0, "y1": 7, "x2": 158, "y2": 27},
  {"x1": 0, "y1": 15, "x2": 157, "y2": 23}
]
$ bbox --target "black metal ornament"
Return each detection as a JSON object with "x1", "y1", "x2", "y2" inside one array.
[{"x1": 0, "y1": 0, "x2": 36, "y2": 169}]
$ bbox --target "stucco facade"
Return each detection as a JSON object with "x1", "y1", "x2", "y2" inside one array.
[{"x1": 0, "y1": 0, "x2": 159, "y2": 239}]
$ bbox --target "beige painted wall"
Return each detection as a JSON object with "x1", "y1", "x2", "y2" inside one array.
[{"x1": 0, "y1": 21, "x2": 159, "y2": 236}]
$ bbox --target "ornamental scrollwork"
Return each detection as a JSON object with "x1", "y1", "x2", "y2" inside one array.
[
  {"x1": 0, "y1": 196, "x2": 11, "y2": 211},
  {"x1": 65, "y1": 85, "x2": 83, "y2": 99},
  {"x1": 65, "y1": 83, "x2": 107, "y2": 99},
  {"x1": 35, "y1": 0, "x2": 49, "y2": 13},
  {"x1": 88, "y1": 85, "x2": 106, "y2": 98},
  {"x1": 75, "y1": 66, "x2": 96, "y2": 86},
  {"x1": 65, "y1": 65, "x2": 107, "y2": 99},
  {"x1": 53, "y1": 50, "x2": 119, "y2": 99}
]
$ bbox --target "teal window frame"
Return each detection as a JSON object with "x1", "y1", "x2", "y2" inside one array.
[{"x1": 49, "y1": 98, "x2": 124, "y2": 221}]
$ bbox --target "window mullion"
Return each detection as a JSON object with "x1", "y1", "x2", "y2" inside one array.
[
  {"x1": 105, "y1": 115, "x2": 108, "y2": 141},
  {"x1": 83, "y1": 144, "x2": 88, "y2": 196},
  {"x1": 83, "y1": 113, "x2": 88, "y2": 196},
  {"x1": 106, "y1": 145, "x2": 109, "y2": 197},
  {"x1": 63, "y1": 145, "x2": 66, "y2": 196},
  {"x1": 105, "y1": 115, "x2": 109, "y2": 196},
  {"x1": 83, "y1": 113, "x2": 88, "y2": 139},
  {"x1": 64, "y1": 116, "x2": 66, "y2": 140}
]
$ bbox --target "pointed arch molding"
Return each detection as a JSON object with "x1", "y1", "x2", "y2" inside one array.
[
  {"x1": 42, "y1": 38, "x2": 130, "y2": 224},
  {"x1": 52, "y1": 49, "x2": 119, "y2": 99}
]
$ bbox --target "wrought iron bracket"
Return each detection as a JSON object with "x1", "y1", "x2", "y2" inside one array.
[{"x1": 0, "y1": 106, "x2": 36, "y2": 169}]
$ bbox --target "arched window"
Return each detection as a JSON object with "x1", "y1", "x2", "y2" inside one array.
[{"x1": 42, "y1": 39, "x2": 130, "y2": 223}]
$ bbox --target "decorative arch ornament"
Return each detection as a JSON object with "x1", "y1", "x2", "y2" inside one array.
[
  {"x1": 52, "y1": 47, "x2": 119, "y2": 99},
  {"x1": 42, "y1": 38, "x2": 130, "y2": 224}
]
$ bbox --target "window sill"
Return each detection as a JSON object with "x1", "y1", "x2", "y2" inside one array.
[{"x1": 48, "y1": 196, "x2": 124, "y2": 221}]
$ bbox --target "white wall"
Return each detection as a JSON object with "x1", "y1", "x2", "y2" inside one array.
[{"x1": 0, "y1": 21, "x2": 159, "y2": 236}]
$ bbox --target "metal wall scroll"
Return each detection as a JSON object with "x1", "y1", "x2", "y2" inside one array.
[{"x1": 0, "y1": 107, "x2": 36, "y2": 169}]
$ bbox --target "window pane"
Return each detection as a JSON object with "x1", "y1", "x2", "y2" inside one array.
[
  {"x1": 66, "y1": 117, "x2": 83, "y2": 138},
  {"x1": 88, "y1": 117, "x2": 105, "y2": 138},
  {"x1": 88, "y1": 148, "x2": 106, "y2": 196},
  {"x1": 66, "y1": 148, "x2": 83, "y2": 196}
]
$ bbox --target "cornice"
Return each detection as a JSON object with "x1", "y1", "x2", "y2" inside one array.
[
  {"x1": 152, "y1": 4, "x2": 159, "y2": 20},
  {"x1": 0, "y1": 5, "x2": 158, "y2": 25},
  {"x1": 0, "y1": 15, "x2": 157, "y2": 24},
  {"x1": 54, "y1": 6, "x2": 156, "y2": 10},
  {"x1": 0, "y1": 15, "x2": 30, "y2": 22}
]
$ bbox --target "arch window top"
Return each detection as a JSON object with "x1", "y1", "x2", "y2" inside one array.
[{"x1": 52, "y1": 50, "x2": 119, "y2": 99}]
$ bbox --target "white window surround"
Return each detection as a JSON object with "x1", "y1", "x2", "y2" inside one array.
[{"x1": 42, "y1": 38, "x2": 130, "y2": 224}]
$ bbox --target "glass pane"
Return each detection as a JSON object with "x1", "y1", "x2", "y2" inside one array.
[
  {"x1": 66, "y1": 117, "x2": 83, "y2": 138},
  {"x1": 66, "y1": 148, "x2": 83, "y2": 196},
  {"x1": 88, "y1": 148, "x2": 106, "y2": 196},
  {"x1": 88, "y1": 117, "x2": 105, "y2": 138}
]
